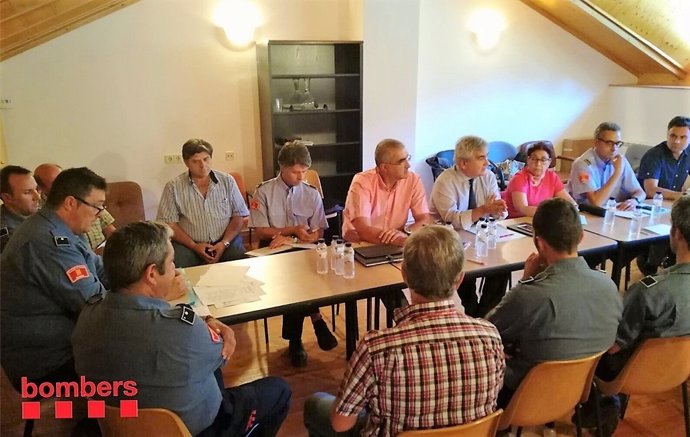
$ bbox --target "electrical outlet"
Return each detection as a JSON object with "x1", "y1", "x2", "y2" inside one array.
[
  {"x1": 0, "y1": 98, "x2": 13, "y2": 109},
  {"x1": 225, "y1": 151, "x2": 235, "y2": 161},
  {"x1": 164, "y1": 155, "x2": 183, "y2": 164}
]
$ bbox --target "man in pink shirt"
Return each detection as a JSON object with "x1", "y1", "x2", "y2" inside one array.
[{"x1": 343, "y1": 138, "x2": 432, "y2": 245}]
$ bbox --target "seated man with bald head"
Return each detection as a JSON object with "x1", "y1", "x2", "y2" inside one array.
[{"x1": 342, "y1": 138, "x2": 432, "y2": 246}]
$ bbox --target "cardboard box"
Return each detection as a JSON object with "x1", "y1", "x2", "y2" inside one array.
[{"x1": 559, "y1": 138, "x2": 592, "y2": 175}]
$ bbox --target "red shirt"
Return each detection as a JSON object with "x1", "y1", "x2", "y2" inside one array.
[
  {"x1": 334, "y1": 300, "x2": 505, "y2": 437},
  {"x1": 506, "y1": 168, "x2": 564, "y2": 218}
]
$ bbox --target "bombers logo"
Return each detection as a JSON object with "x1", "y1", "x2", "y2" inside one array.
[{"x1": 20, "y1": 376, "x2": 139, "y2": 420}]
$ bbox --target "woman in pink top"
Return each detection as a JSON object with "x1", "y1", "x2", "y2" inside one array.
[{"x1": 506, "y1": 142, "x2": 576, "y2": 217}]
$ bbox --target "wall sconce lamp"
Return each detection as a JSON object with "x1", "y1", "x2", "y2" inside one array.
[
  {"x1": 467, "y1": 8, "x2": 506, "y2": 51},
  {"x1": 213, "y1": 0, "x2": 261, "y2": 48}
]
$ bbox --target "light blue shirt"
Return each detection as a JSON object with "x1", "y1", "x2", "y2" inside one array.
[
  {"x1": 567, "y1": 148, "x2": 642, "y2": 204},
  {"x1": 249, "y1": 176, "x2": 327, "y2": 232}
]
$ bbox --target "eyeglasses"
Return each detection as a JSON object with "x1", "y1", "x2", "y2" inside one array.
[
  {"x1": 387, "y1": 154, "x2": 412, "y2": 166},
  {"x1": 528, "y1": 157, "x2": 551, "y2": 164},
  {"x1": 597, "y1": 138, "x2": 624, "y2": 148},
  {"x1": 74, "y1": 196, "x2": 106, "y2": 215}
]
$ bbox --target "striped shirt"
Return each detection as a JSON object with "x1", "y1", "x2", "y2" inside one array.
[
  {"x1": 157, "y1": 170, "x2": 249, "y2": 243},
  {"x1": 335, "y1": 300, "x2": 505, "y2": 437}
]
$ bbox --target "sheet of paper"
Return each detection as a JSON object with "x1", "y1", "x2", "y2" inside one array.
[
  {"x1": 467, "y1": 223, "x2": 516, "y2": 238},
  {"x1": 579, "y1": 214, "x2": 588, "y2": 225},
  {"x1": 197, "y1": 265, "x2": 250, "y2": 286},
  {"x1": 246, "y1": 243, "x2": 317, "y2": 257},
  {"x1": 642, "y1": 223, "x2": 671, "y2": 236},
  {"x1": 194, "y1": 282, "x2": 265, "y2": 308}
]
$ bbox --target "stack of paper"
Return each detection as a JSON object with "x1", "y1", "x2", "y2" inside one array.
[{"x1": 193, "y1": 265, "x2": 265, "y2": 308}]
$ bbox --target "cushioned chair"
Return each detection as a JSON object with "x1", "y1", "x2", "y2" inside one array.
[
  {"x1": 488, "y1": 141, "x2": 517, "y2": 163},
  {"x1": 397, "y1": 409, "x2": 502, "y2": 437},
  {"x1": 621, "y1": 143, "x2": 653, "y2": 174},
  {"x1": 305, "y1": 169, "x2": 344, "y2": 241},
  {"x1": 517, "y1": 140, "x2": 571, "y2": 182},
  {"x1": 594, "y1": 337, "x2": 690, "y2": 437},
  {"x1": 229, "y1": 172, "x2": 253, "y2": 248},
  {"x1": 99, "y1": 405, "x2": 191, "y2": 437},
  {"x1": 105, "y1": 181, "x2": 145, "y2": 228},
  {"x1": 425, "y1": 149, "x2": 454, "y2": 181},
  {"x1": 498, "y1": 352, "x2": 604, "y2": 437}
]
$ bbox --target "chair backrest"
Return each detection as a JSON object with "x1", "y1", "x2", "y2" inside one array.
[
  {"x1": 230, "y1": 172, "x2": 249, "y2": 206},
  {"x1": 499, "y1": 352, "x2": 604, "y2": 430},
  {"x1": 602, "y1": 337, "x2": 690, "y2": 396},
  {"x1": 304, "y1": 169, "x2": 325, "y2": 198},
  {"x1": 425, "y1": 149, "x2": 454, "y2": 181},
  {"x1": 516, "y1": 141, "x2": 557, "y2": 168},
  {"x1": 99, "y1": 405, "x2": 191, "y2": 437},
  {"x1": 487, "y1": 141, "x2": 517, "y2": 163},
  {"x1": 621, "y1": 143, "x2": 653, "y2": 173},
  {"x1": 397, "y1": 409, "x2": 502, "y2": 437},
  {"x1": 105, "y1": 181, "x2": 145, "y2": 229}
]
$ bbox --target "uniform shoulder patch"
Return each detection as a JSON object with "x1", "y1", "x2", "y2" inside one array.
[
  {"x1": 66, "y1": 265, "x2": 90, "y2": 283},
  {"x1": 249, "y1": 198, "x2": 260, "y2": 210},
  {"x1": 176, "y1": 303, "x2": 196, "y2": 325},
  {"x1": 518, "y1": 276, "x2": 535, "y2": 285},
  {"x1": 639, "y1": 275, "x2": 659, "y2": 288},
  {"x1": 578, "y1": 172, "x2": 590, "y2": 184},
  {"x1": 0, "y1": 227, "x2": 8, "y2": 237},
  {"x1": 583, "y1": 158, "x2": 592, "y2": 166},
  {"x1": 207, "y1": 324, "x2": 222, "y2": 343},
  {"x1": 303, "y1": 181, "x2": 318, "y2": 190},
  {"x1": 54, "y1": 236, "x2": 70, "y2": 246}
]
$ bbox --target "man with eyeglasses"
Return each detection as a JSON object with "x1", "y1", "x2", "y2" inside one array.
[
  {"x1": 34, "y1": 162, "x2": 117, "y2": 253},
  {"x1": 342, "y1": 138, "x2": 432, "y2": 246},
  {"x1": 1, "y1": 167, "x2": 109, "y2": 391},
  {"x1": 567, "y1": 121, "x2": 645, "y2": 210}
]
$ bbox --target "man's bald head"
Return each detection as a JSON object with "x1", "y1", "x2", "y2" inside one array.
[{"x1": 34, "y1": 163, "x2": 62, "y2": 195}]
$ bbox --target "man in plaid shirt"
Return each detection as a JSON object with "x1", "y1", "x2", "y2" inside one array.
[{"x1": 303, "y1": 225, "x2": 505, "y2": 437}]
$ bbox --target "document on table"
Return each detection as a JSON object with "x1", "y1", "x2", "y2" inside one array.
[
  {"x1": 193, "y1": 265, "x2": 266, "y2": 308},
  {"x1": 642, "y1": 224, "x2": 671, "y2": 236},
  {"x1": 246, "y1": 243, "x2": 316, "y2": 257},
  {"x1": 468, "y1": 223, "x2": 525, "y2": 241}
]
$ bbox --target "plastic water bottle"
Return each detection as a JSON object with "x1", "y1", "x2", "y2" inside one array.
[
  {"x1": 329, "y1": 235, "x2": 339, "y2": 271},
  {"x1": 475, "y1": 223, "x2": 488, "y2": 258},
  {"x1": 652, "y1": 191, "x2": 663, "y2": 216},
  {"x1": 316, "y1": 238, "x2": 328, "y2": 274},
  {"x1": 343, "y1": 242, "x2": 355, "y2": 279},
  {"x1": 604, "y1": 197, "x2": 616, "y2": 226},
  {"x1": 487, "y1": 217, "x2": 498, "y2": 249},
  {"x1": 334, "y1": 239, "x2": 345, "y2": 276},
  {"x1": 629, "y1": 207, "x2": 643, "y2": 237}
]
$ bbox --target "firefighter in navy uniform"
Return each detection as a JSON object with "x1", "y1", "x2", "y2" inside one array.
[{"x1": 73, "y1": 221, "x2": 291, "y2": 437}]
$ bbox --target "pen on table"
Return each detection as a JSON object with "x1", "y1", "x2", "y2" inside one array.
[
  {"x1": 499, "y1": 234, "x2": 512, "y2": 239},
  {"x1": 466, "y1": 258, "x2": 486, "y2": 265},
  {"x1": 636, "y1": 204, "x2": 652, "y2": 211}
]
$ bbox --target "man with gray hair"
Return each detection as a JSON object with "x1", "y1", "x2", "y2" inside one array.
[
  {"x1": 157, "y1": 138, "x2": 249, "y2": 267},
  {"x1": 342, "y1": 138, "x2": 432, "y2": 245},
  {"x1": 567, "y1": 121, "x2": 645, "y2": 209},
  {"x1": 73, "y1": 221, "x2": 291, "y2": 437},
  {"x1": 430, "y1": 135, "x2": 509, "y2": 317},
  {"x1": 249, "y1": 142, "x2": 337, "y2": 367},
  {"x1": 304, "y1": 225, "x2": 505, "y2": 437}
]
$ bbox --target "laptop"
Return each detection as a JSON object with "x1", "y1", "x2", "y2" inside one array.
[{"x1": 354, "y1": 244, "x2": 403, "y2": 267}]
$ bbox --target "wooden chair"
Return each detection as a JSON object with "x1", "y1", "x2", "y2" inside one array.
[
  {"x1": 594, "y1": 337, "x2": 690, "y2": 437},
  {"x1": 498, "y1": 352, "x2": 604, "y2": 437},
  {"x1": 397, "y1": 409, "x2": 502, "y2": 437},
  {"x1": 229, "y1": 172, "x2": 253, "y2": 248},
  {"x1": 99, "y1": 405, "x2": 191, "y2": 437}
]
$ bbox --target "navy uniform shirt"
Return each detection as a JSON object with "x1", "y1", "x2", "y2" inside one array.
[
  {"x1": 487, "y1": 257, "x2": 623, "y2": 390},
  {"x1": 0, "y1": 209, "x2": 107, "y2": 383},
  {"x1": 73, "y1": 292, "x2": 224, "y2": 436},
  {"x1": 248, "y1": 176, "x2": 327, "y2": 232},
  {"x1": 0, "y1": 204, "x2": 27, "y2": 251},
  {"x1": 637, "y1": 142, "x2": 690, "y2": 192},
  {"x1": 567, "y1": 148, "x2": 642, "y2": 204},
  {"x1": 616, "y1": 262, "x2": 690, "y2": 350}
]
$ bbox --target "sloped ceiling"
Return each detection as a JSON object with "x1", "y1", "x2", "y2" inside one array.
[
  {"x1": 0, "y1": 0, "x2": 139, "y2": 62},
  {"x1": 521, "y1": 0, "x2": 690, "y2": 86}
]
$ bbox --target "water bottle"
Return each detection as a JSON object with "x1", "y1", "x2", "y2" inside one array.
[
  {"x1": 652, "y1": 191, "x2": 663, "y2": 216},
  {"x1": 334, "y1": 239, "x2": 345, "y2": 276},
  {"x1": 343, "y1": 242, "x2": 355, "y2": 279},
  {"x1": 316, "y1": 238, "x2": 328, "y2": 274},
  {"x1": 329, "y1": 235, "x2": 339, "y2": 271},
  {"x1": 603, "y1": 197, "x2": 616, "y2": 226},
  {"x1": 475, "y1": 223, "x2": 488, "y2": 258},
  {"x1": 629, "y1": 207, "x2": 643, "y2": 237},
  {"x1": 487, "y1": 217, "x2": 498, "y2": 249}
]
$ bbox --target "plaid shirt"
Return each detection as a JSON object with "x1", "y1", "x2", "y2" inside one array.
[
  {"x1": 84, "y1": 209, "x2": 115, "y2": 249},
  {"x1": 335, "y1": 300, "x2": 505, "y2": 437}
]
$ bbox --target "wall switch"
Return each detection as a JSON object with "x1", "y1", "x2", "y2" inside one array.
[{"x1": 225, "y1": 151, "x2": 235, "y2": 161}]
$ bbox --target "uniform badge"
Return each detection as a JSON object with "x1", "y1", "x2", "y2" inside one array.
[
  {"x1": 177, "y1": 304, "x2": 196, "y2": 325},
  {"x1": 249, "y1": 198, "x2": 260, "y2": 210},
  {"x1": 578, "y1": 172, "x2": 590, "y2": 184},
  {"x1": 640, "y1": 275, "x2": 658, "y2": 288},
  {"x1": 65, "y1": 265, "x2": 90, "y2": 283},
  {"x1": 207, "y1": 325, "x2": 222, "y2": 343},
  {"x1": 0, "y1": 227, "x2": 8, "y2": 237},
  {"x1": 54, "y1": 236, "x2": 70, "y2": 246},
  {"x1": 518, "y1": 276, "x2": 535, "y2": 284}
]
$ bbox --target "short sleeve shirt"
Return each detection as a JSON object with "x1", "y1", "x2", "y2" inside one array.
[
  {"x1": 248, "y1": 176, "x2": 327, "y2": 231},
  {"x1": 506, "y1": 168, "x2": 564, "y2": 218},
  {"x1": 342, "y1": 168, "x2": 429, "y2": 240},
  {"x1": 567, "y1": 148, "x2": 642, "y2": 204},
  {"x1": 637, "y1": 142, "x2": 690, "y2": 192},
  {"x1": 84, "y1": 209, "x2": 115, "y2": 249},
  {"x1": 157, "y1": 170, "x2": 249, "y2": 243}
]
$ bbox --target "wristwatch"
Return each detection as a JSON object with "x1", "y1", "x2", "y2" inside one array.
[{"x1": 223, "y1": 240, "x2": 231, "y2": 248}]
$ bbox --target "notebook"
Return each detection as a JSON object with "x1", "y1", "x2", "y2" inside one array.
[
  {"x1": 506, "y1": 222, "x2": 534, "y2": 237},
  {"x1": 354, "y1": 244, "x2": 403, "y2": 267}
]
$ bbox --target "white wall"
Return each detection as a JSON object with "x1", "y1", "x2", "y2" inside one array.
[{"x1": 0, "y1": 0, "x2": 362, "y2": 218}]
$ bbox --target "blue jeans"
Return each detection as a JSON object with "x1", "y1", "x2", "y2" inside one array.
[
  {"x1": 303, "y1": 392, "x2": 368, "y2": 437},
  {"x1": 172, "y1": 236, "x2": 245, "y2": 268}
]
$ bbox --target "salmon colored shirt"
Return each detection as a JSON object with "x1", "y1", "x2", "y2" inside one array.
[
  {"x1": 342, "y1": 168, "x2": 429, "y2": 242},
  {"x1": 505, "y1": 168, "x2": 564, "y2": 218}
]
